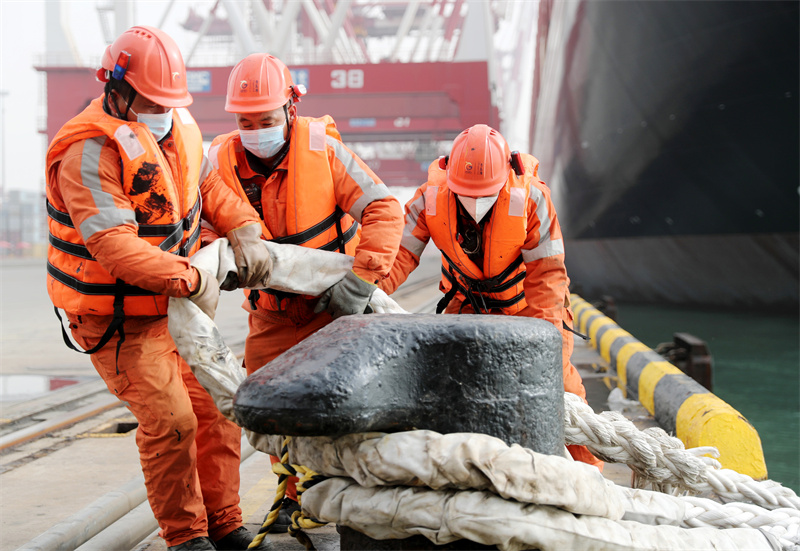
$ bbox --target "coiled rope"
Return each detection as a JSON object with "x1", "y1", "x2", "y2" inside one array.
[
  {"x1": 247, "y1": 394, "x2": 800, "y2": 550},
  {"x1": 563, "y1": 392, "x2": 800, "y2": 511}
]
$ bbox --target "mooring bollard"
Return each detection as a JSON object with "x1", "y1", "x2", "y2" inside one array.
[{"x1": 234, "y1": 312, "x2": 565, "y2": 549}]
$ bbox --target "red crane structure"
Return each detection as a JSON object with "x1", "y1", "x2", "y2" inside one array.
[{"x1": 35, "y1": 0, "x2": 537, "y2": 187}]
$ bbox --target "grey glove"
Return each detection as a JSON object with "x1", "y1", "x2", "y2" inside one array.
[
  {"x1": 189, "y1": 267, "x2": 220, "y2": 319},
  {"x1": 227, "y1": 223, "x2": 273, "y2": 288},
  {"x1": 314, "y1": 270, "x2": 377, "y2": 319}
]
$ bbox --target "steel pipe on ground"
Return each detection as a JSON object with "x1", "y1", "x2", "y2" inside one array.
[{"x1": 14, "y1": 437, "x2": 257, "y2": 551}]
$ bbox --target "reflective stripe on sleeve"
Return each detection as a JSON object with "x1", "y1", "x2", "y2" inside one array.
[
  {"x1": 208, "y1": 143, "x2": 221, "y2": 169},
  {"x1": 401, "y1": 231, "x2": 427, "y2": 258},
  {"x1": 78, "y1": 137, "x2": 137, "y2": 241},
  {"x1": 527, "y1": 183, "x2": 553, "y2": 244},
  {"x1": 199, "y1": 156, "x2": 213, "y2": 183},
  {"x1": 521, "y1": 183, "x2": 562, "y2": 262},
  {"x1": 522, "y1": 238, "x2": 564, "y2": 262},
  {"x1": 327, "y1": 136, "x2": 391, "y2": 221},
  {"x1": 399, "y1": 192, "x2": 428, "y2": 257}
]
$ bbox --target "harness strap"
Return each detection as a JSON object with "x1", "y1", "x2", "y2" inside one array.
[
  {"x1": 47, "y1": 262, "x2": 159, "y2": 296},
  {"x1": 54, "y1": 279, "x2": 127, "y2": 368},
  {"x1": 47, "y1": 197, "x2": 201, "y2": 257},
  {"x1": 270, "y1": 207, "x2": 351, "y2": 247},
  {"x1": 436, "y1": 252, "x2": 525, "y2": 314}
]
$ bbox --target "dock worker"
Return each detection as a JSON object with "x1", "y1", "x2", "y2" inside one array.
[
  {"x1": 379, "y1": 124, "x2": 603, "y2": 469},
  {"x1": 45, "y1": 26, "x2": 273, "y2": 551},
  {"x1": 204, "y1": 53, "x2": 404, "y2": 531}
]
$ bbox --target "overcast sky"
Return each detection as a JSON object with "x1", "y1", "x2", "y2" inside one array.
[{"x1": 0, "y1": 0, "x2": 217, "y2": 195}]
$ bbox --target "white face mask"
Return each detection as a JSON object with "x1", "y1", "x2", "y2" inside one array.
[
  {"x1": 130, "y1": 107, "x2": 173, "y2": 142},
  {"x1": 457, "y1": 193, "x2": 499, "y2": 222},
  {"x1": 239, "y1": 125, "x2": 286, "y2": 159}
]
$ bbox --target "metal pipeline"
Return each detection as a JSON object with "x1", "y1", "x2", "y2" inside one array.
[{"x1": 15, "y1": 437, "x2": 256, "y2": 551}]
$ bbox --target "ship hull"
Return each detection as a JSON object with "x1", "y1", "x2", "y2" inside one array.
[{"x1": 532, "y1": 0, "x2": 799, "y2": 308}]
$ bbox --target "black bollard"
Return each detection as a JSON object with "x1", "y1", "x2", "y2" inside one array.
[{"x1": 233, "y1": 313, "x2": 564, "y2": 549}]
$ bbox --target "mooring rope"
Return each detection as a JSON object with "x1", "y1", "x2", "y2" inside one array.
[{"x1": 563, "y1": 392, "x2": 800, "y2": 512}]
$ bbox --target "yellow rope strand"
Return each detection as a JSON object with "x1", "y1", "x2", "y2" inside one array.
[
  {"x1": 248, "y1": 437, "x2": 329, "y2": 550},
  {"x1": 248, "y1": 438, "x2": 292, "y2": 549}
]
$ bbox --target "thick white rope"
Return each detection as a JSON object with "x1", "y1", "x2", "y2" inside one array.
[
  {"x1": 168, "y1": 240, "x2": 798, "y2": 549},
  {"x1": 564, "y1": 392, "x2": 800, "y2": 512},
  {"x1": 681, "y1": 497, "x2": 800, "y2": 548},
  {"x1": 257, "y1": 429, "x2": 799, "y2": 547}
]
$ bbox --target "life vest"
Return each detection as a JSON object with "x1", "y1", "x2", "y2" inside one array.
[
  {"x1": 210, "y1": 116, "x2": 360, "y2": 312},
  {"x1": 46, "y1": 97, "x2": 204, "y2": 320},
  {"x1": 425, "y1": 155, "x2": 540, "y2": 315}
]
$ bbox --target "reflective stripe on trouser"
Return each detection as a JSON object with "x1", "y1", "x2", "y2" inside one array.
[
  {"x1": 443, "y1": 298, "x2": 604, "y2": 470},
  {"x1": 243, "y1": 308, "x2": 335, "y2": 502},
  {"x1": 68, "y1": 314, "x2": 243, "y2": 546}
]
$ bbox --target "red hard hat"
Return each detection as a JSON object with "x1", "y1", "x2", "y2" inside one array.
[
  {"x1": 225, "y1": 53, "x2": 306, "y2": 113},
  {"x1": 445, "y1": 125, "x2": 511, "y2": 197},
  {"x1": 97, "y1": 26, "x2": 192, "y2": 108}
]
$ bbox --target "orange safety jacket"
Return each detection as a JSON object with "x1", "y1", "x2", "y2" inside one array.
[
  {"x1": 46, "y1": 98, "x2": 204, "y2": 320},
  {"x1": 387, "y1": 154, "x2": 570, "y2": 325},
  {"x1": 209, "y1": 116, "x2": 361, "y2": 312},
  {"x1": 425, "y1": 157, "x2": 532, "y2": 315}
]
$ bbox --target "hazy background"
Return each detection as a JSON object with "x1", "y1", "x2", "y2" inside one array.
[{"x1": 0, "y1": 0, "x2": 220, "y2": 195}]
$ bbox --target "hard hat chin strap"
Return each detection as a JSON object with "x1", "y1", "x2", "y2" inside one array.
[
  {"x1": 103, "y1": 82, "x2": 137, "y2": 121},
  {"x1": 282, "y1": 102, "x2": 294, "y2": 147}
]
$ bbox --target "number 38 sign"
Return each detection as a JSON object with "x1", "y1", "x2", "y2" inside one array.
[{"x1": 330, "y1": 69, "x2": 364, "y2": 89}]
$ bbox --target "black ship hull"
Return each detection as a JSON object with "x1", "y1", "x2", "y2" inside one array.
[{"x1": 531, "y1": 0, "x2": 799, "y2": 309}]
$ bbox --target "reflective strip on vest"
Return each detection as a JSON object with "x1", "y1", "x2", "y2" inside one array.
[
  {"x1": 425, "y1": 186, "x2": 438, "y2": 216},
  {"x1": 78, "y1": 137, "x2": 138, "y2": 241},
  {"x1": 176, "y1": 107, "x2": 196, "y2": 126},
  {"x1": 508, "y1": 187, "x2": 526, "y2": 217},
  {"x1": 309, "y1": 121, "x2": 327, "y2": 151},
  {"x1": 326, "y1": 136, "x2": 391, "y2": 221},
  {"x1": 113, "y1": 125, "x2": 146, "y2": 160}
]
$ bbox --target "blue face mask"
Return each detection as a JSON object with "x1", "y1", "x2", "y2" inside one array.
[
  {"x1": 239, "y1": 124, "x2": 287, "y2": 159},
  {"x1": 131, "y1": 107, "x2": 174, "y2": 142}
]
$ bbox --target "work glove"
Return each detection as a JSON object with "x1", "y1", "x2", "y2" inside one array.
[
  {"x1": 226, "y1": 223, "x2": 272, "y2": 288},
  {"x1": 189, "y1": 267, "x2": 220, "y2": 319},
  {"x1": 314, "y1": 270, "x2": 377, "y2": 319}
]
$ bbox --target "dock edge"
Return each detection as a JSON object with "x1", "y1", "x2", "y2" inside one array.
[{"x1": 570, "y1": 294, "x2": 768, "y2": 479}]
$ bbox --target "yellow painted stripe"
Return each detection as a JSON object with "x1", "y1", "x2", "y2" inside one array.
[
  {"x1": 614, "y1": 341, "x2": 651, "y2": 395},
  {"x1": 571, "y1": 304, "x2": 595, "y2": 333},
  {"x1": 240, "y1": 475, "x2": 278, "y2": 521},
  {"x1": 676, "y1": 393, "x2": 768, "y2": 479},
  {"x1": 637, "y1": 361, "x2": 683, "y2": 415},
  {"x1": 598, "y1": 327, "x2": 631, "y2": 364},
  {"x1": 570, "y1": 293, "x2": 587, "y2": 307},
  {"x1": 571, "y1": 298, "x2": 591, "y2": 317},
  {"x1": 587, "y1": 315, "x2": 616, "y2": 348}
]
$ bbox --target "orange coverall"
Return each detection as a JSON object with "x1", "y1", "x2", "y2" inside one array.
[
  {"x1": 47, "y1": 101, "x2": 262, "y2": 546},
  {"x1": 380, "y1": 162, "x2": 603, "y2": 470},
  {"x1": 208, "y1": 116, "x2": 404, "y2": 498}
]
